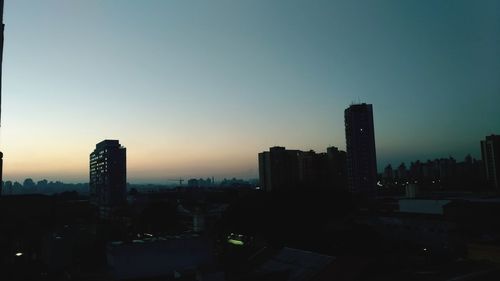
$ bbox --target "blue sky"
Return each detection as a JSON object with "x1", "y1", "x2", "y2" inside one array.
[{"x1": 1, "y1": 0, "x2": 499, "y2": 183}]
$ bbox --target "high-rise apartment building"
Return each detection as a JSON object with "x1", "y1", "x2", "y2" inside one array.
[
  {"x1": 258, "y1": 146, "x2": 347, "y2": 192},
  {"x1": 259, "y1": 146, "x2": 301, "y2": 192},
  {"x1": 344, "y1": 103, "x2": 377, "y2": 195},
  {"x1": 481, "y1": 135, "x2": 500, "y2": 189},
  {"x1": 326, "y1": 146, "x2": 348, "y2": 188},
  {"x1": 90, "y1": 140, "x2": 127, "y2": 210}
]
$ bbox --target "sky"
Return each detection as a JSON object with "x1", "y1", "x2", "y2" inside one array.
[{"x1": 1, "y1": 0, "x2": 499, "y2": 183}]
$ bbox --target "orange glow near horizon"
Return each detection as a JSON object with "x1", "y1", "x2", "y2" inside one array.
[{"x1": 1, "y1": 135, "x2": 262, "y2": 183}]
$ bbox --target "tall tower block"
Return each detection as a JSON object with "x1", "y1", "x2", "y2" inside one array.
[
  {"x1": 344, "y1": 103, "x2": 377, "y2": 195},
  {"x1": 90, "y1": 140, "x2": 127, "y2": 218}
]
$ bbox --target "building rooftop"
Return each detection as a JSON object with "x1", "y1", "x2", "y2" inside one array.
[
  {"x1": 254, "y1": 247, "x2": 335, "y2": 281},
  {"x1": 95, "y1": 139, "x2": 122, "y2": 150}
]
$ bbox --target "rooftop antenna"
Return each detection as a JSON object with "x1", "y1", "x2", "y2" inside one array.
[{"x1": 351, "y1": 97, "x2": 362, "y2": 105}]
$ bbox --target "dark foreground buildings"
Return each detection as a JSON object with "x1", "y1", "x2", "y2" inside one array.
[
  {"x1": 258, "y1": 146, "x2": 346, "y2": 191},
  {"x1": 481, "y1": 134, "x2": 500, "y2": 190},
  {"x1": 89, "y1": 140, "x2": 126, "y2": 218},
  {"x1": 345, "y1": 103, "x2": 377, "y2": 195}
]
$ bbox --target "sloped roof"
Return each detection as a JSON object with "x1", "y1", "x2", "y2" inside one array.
[{"x1": 254, "y1": 247, "x2": 334, "y2": 281}]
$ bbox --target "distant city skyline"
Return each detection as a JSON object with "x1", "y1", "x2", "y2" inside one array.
[{"x1": 1, "y1": 0, "x2": 499, "y2": 183}]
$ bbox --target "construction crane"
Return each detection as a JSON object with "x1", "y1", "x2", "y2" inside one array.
[{"x1": 167, "y1": 178, "x2": 184, "y2": 186}]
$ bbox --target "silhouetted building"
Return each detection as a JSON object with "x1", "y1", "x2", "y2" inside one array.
[
  {"x1": 344, "y1": 103, "x2": 377, "y2": 195},
  {"x1": 384, "y1": 155, "x2": 485, "y2": 191},
  {"x1": 409, "y1": 161, "x2": 423, "y2": 182},
  {"x1": 258, "y1": 146, "x2": 347, "y2": 191},
  {"x1": 326, "y1": 146, "x2": 348, "y2": 188},
  {"x1": 455, "y1": 155, "x2": 483, "y2": 190},
  {"x1": 297, "y1": 150, "x2": 320, "y2": 185},
  {"x1": 437, "y1": 157, "x2": 457, "y2": 182},
  {"x1": 90, "y1": 140, "x2": 126, "y2": 217},
  {"x1": 187, "y1": 178, "x2": 213, "y2": 188},
  {"x1": 107, "y1": 235, "x2": 214, "y2": 280},
  {"x1": 259, "y1": 146, "x2": 300, "y2": 191},
  {"x1": 396, "y1": 163, "x2": 408, "y2": 181},
  {"x1": 481, "y1": 135, "x2": 500, "y2": 189},
  {"x1": 248, "y1": 247, "x2": 335, "y2": 281},
  {"x1": 383, "y1": 164, "x2": 393, "y2": 181}
]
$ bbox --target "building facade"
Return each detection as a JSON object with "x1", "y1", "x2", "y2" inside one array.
[
  {"x1": 344, "y1": 103, "x2": 377, "y2": 195},
  {"x1": 481, "y1": 135, "x2": 500, "y2": 189},
  {"x1": 258, "y1": 146, "x2": 346, "y2": 192},
  {"x1": 90, "y1": 140, "x2": 127, "y2": 209},
  {"x1": 258, "y1": 147, "x2": 301, "y2": 192}
]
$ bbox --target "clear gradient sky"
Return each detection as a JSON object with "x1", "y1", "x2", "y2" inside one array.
[{"x1": 1, "y1": 0, "x2": 499, "y2": 183}]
